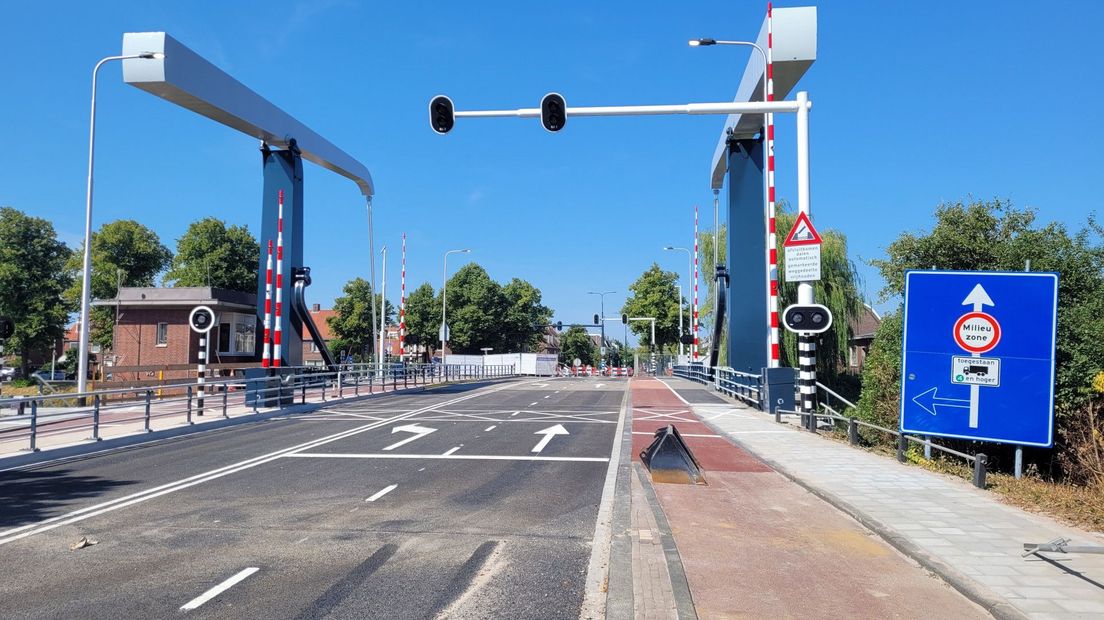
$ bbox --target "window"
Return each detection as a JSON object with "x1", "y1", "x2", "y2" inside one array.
[
  {"x1": 217, "y1": 313, "x2": 257, "y2": 355},
  {"x1": 156, "y1": 323, "x2": 168, "y2": 346},
  {"x1": 310, "y1": 341, "x2": 319, "y2": 352}
]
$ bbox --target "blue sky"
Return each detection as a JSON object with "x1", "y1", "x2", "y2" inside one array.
[{"x1": 1, "y1": 1, "x2": 1101, "y2": 345}]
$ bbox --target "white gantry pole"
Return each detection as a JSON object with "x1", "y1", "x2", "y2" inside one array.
[
  {"x1": 795, "y1": 90, "x2": 816, "y2": 420},
  {"x1": 400, "y1": 233, "x2": 406, "y2": 361}
]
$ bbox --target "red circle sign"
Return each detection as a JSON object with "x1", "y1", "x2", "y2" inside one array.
[{"x1": 953, "y1": 311, "x2": 1001, "y2": 354}]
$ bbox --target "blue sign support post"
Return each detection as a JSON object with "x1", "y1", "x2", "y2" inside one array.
[{"x1": 900, "y1": 270, "x2": 1058, "y2": 447}]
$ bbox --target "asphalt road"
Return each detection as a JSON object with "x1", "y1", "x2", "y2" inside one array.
[{"x1": 0, "y1": 378, "x2": 627, "y2": 619}]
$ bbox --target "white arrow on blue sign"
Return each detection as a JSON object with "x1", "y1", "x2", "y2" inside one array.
[{"x1": 899, "y1": 270, "x2": 1058, "y2": 447}]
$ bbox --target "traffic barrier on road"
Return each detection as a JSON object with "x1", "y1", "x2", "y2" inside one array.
[{"x1": 640, "y1": 424, "x2": 707, "y2": 485}]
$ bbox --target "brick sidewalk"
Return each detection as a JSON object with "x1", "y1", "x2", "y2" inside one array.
[{"x1": 659, "y1": 377, "x2": 1104, "y2": 619}]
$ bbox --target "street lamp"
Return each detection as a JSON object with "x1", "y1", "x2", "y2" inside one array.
[
  {"x1": 441, "y1": 248, "x2": 471, "y2": 362},
  {"x1": 378, "y1": 245, "x2": 387, "y2": 374},
  {"x1": 76, "y1": 51, "x2": 163, "y2": 396},
  {"x1": 587, "y1": 290, "x2": 615, "y2": 372}
]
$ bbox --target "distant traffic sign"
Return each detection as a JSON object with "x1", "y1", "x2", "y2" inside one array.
[
  {"x1": 783, "y1": 212, "x2": 822, "y2": 282},
  {"x1": 900, "y1": 270, "x2": 1058, "y2": 447}
]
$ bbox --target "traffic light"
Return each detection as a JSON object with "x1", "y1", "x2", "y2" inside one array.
[
  {"x1": 556, "y1": 321, "x2": 563, "y2": 331},
  {"x1": 621, "y1": 314, "x2": 628, "y2": 324},
  {"x1": 541, "y1": 93, "x2": 567, "y2": 132},
  {"x1": 0, "y1": 316, "x2": 12, "y2": 340},
  {"x1": 680, "y1": 334, "x2": 694, "y2": 345},
  {"x1": 429, "y1": 95, "x2": 455, "y2": 134},
  {"x1": 781, "y1": 304, "x2": 834, "y2": 334},
  {"x1": 593, "y1": 314, "x2": 600, "y2": 325}
]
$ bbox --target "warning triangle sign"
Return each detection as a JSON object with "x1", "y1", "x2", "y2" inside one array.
[{"x1": 783, "y1": 212, "x2": 822, "y2": 247}]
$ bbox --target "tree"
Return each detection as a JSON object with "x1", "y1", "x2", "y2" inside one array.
[
  {"x1": 621, "y1": 264, "x2": 682, "y2": 350},
  {"x1": 403, "y1": 282, "x2": 438, "y2": 360},
  {"x1": 164, "y1": 217, "x2": 259, "y2": 292},
  {"x1": 64, "y1": 219, "x2": 172, "y2": 349},
  {"x1": 327, "y1": 277, "x2": 394, "y2": 361},
  {"x1": 560, "y1": 326, "x2": 597, "y2": 367},
  {"x1": 861, "y1": 199, "x2": 1104, "y2": 483},
  {"x1": 439, "y1": 264, "x2": 505, "y2": 354},
  {"x1": 775, "y1": 205, "x2": 865, "y2": 383},
  {"x1": 500, "y1": 278, "x2": 553, "y2": 352},
  {"x1": 0, "y1": 207, "x2": 72, "y2": 375}
]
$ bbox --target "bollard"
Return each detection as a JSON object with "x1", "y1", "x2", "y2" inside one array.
[
  {"x1": 848, "y1": 417, "x2": 859, "y2": 445},
  {"x1": 896, "y1": 433, "x2": 907, "y2": 462},
  {"x1": 29, "y1": 400, "x2": 38, "y2": 452},
  {"x1": 222, "y1": 388, "x2": 229, "y2": 418},
  {"x1": 774, "y1": 405, "x2": 782, "y2": 424},
  {"x1": 973, "y1": 453, "x2": 988, "y2": 488},
  {"x1": 92, "y1": 394, "x2": 102, "y2": 441},
  {"x1": 809, "y1": 410, "x2": 818, "y2": 434},
  {"x1": 187, "y1": 385, "x2": 194, "y2": 425},
  {"x1": 354, "y1": 371, "x2": 360, "y2": 396},
  {"x1": 301, "y1": 382, "x2": 307, "y2": 404},
  {"x1": 144, "y1": 389, "x2": 153, "y2": 432},
  {"x1": 17, "y1": 398, "x2": 26, "y2": 416},
  {"x1": 322, "y1": 377, "x2": 327, "y2": 402}
]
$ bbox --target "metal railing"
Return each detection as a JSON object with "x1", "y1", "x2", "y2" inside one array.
[
  {"x1": 0, "y1": 362, "x2": 516, "y2": 455},
  {"x1": 673, "y1": 364, "x2": 762, "y2": 407}
]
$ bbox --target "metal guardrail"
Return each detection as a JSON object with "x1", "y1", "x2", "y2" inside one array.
[
  {"x1": 0, "y1": 363, "x2": 516, "y2": 454},
  {"x1": 673, "y1": 364, "x2": 761, "y2": 406}
]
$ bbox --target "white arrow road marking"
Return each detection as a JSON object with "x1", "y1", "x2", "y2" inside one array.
[
  {"x1": 383, "y1": 424, "x2": 438, "y2": 451},
  {"x1": 531, "y1": 424, "x2": 569, "y2": 453},
  {"x1": 181, "y1": 567, "x2": 259, "y2": 611},
  {"x1": 912, "y1": 387, "x2": 970, "y2": 416},
  {"x1": 961, "y1": 283, "x2": 995, "y2": 428},
  {"x1": 365, "y1": 484, "x2": 397, "y2": 502}
]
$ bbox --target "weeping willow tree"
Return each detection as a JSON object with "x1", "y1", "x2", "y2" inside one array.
[{"x1": 776, "y1": 204, "x2": 865, "y2": 383}]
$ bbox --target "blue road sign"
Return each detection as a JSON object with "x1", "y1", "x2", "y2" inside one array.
[{"x1": 899, "y1": 270, "x2": 1058, "y2": 447}]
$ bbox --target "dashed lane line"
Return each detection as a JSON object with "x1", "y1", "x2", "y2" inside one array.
[
  {"x1": 180, "y1": 567, "x2": 259, "y2": 611},
  {"x1": 365, "y1": 484, "x2": 398, "y2": 502},
  {"x1": 284, "y1": 453, "x2": 609, "y2": 463}
]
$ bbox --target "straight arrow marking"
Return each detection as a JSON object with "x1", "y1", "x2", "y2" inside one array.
[
  {"x1": 383, "y1": 424, "x2": 437, "y2": 451},
  {"x1": 531, "y1": 424, "x2": 569, "y2": 454}
]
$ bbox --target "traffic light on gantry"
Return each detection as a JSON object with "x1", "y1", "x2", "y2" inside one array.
[
  {"x1": 621, "y1": 314, "x2": 628, "y2": 324},
  {"x1": 541, "y1": 93, "x2": 567, "y2": 132},
  {"x1": 429, "y1": 95, "x2": 455, "y2": 134},
  {"x1": 594, "y1": 314, "x2": 600, "y2": 325}
]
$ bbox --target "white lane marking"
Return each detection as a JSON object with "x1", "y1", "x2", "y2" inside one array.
[
  {"x1": 443, "y1": 446, "x2": 462, "y2": 456},
  {"x1": 383, "y1": 423, "x2": 437, "y2": 451},
  {"x1": 543, "y1": 395, "x2": 551, "y2": 399},
  {"x1": 295, "y1": 537, "x2": 309, "y2": 544},
  {"x1": 284, "y1": 453, "x2": 608, "y2": 463},
  {"x1": 580, "y1": 386, "x2": 629, "y2": 617},
  {"x1": 531, "y1": 424, "x2": 569, "y2": 453},
  {"x1": 655, "y1": 378, "x2": 691, "y2": 405},
  {"x1": 0, "y1": 381, "x2": 527, "y2": 546},
  {"x1": 528, "y1": 402, "x2": 539, "y2": 407},
  {"x1": 631, "y1": 431, "x2": 722, "y2": 438},
  {"x1": 724, "y1": 430, "x2": 793, "y2": 434},
  {"x1": 510, "y1": 411, "x2": 520, "y2": 417},
  {"x1": 180, "y1": 567, "x2": 259, "y2": 611},
  {"x1": 365, "y1": 484, "x2": 398, "y2": 502},
  {"x1": 484, "y1": 425, "x2": 496, "y2": 431}
]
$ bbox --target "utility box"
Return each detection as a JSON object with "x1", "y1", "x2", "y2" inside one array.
[
  {"x1": 244, "y1": 368, "x2": 293, "y2": 408},
  {"x1": 760, "y1": 366, "x2": 797, "y2": 414}
]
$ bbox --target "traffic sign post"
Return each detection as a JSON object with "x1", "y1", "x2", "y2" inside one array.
[
  {"x1": 899, "y1": 271, "x2": 1059, "y2": 447},
  {"x1": 783, "y1": 211, "x2": 822, "y2": 283}
]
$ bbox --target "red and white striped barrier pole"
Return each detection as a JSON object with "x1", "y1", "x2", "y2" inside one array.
[
  {"x1": 273, "y1": 190, "x2": 284, "y2": 368},
  {"x1": 261, "y1": 239, "x2": 274, "y2": 369},
  {"x1": 399, "y1": 233, "x2": 406, "y2": 360},
  {"x1": 766, "y1": 2, "x2": 780, "y2": 368},
  {"x1": 693, "y1": 205, "x2": 700, "y2": 361}
]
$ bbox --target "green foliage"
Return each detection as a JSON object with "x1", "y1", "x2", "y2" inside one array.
[
  {"x1": 327, "y1": 277, "x2": 394, "y2": 360},
  {"x1": 403, "y1": 282, "x2": 437, "y2": 359},
  {"x1": 775, "y1": 205, "x2": 865, "y2": 382},
  {"x1": 697, "y1": 225, "x2": 728, "y2": 361},
  {"x1": 500, "y1": 278, "x2": 553, "y2": 352},
  {"x1": 863, "y1": 199, "x2": 1104, "y2": 482},
  {"x1": 854, "y1": 311, "x2": 903, "y2": 430},
  {"x1": 0, "y1": 207, "x2": 72, "y2": 374},
  {"x1": 64, "y1": 219, "x2": 172, "y2": 348},
  {"x1": 164, "y1": 217, "x2": 259, "y2": 293},
  {"x1": 440, "y1": 264, "x2": 504, "y2": 354},
  {"x1": 621, "y1": 263, "x2": 683, "y2": 351},
  {"x1": 560, "y1": 326, "x2": 597, "y2": 367}
]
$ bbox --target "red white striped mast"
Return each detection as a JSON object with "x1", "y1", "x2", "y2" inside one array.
[
  {"x1": 261, "y1": 239, "x2": 274, "y2": 368},
  {"x1": 399, "y1": 233, "x2": 407, "y2": 359},
  {"x1": 273, "y1": 189, "x2": 285, "y2": 368},
  {"x1": 766, "y1": 2, "x2": 780, "y2": 368},
  {"x1": 693, "y1": 205, "x2": 699, "y2": 362}
]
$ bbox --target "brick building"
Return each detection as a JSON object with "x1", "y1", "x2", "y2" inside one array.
[
  {"x1": 302, "y1": 304, "x2": 335, "y2": 367},
  {"x1": 96, "y1": 287, "x2": 259, "y2": 379}
]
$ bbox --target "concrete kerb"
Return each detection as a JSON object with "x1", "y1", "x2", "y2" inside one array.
[
  {"x1": 0, "y1": 375, "x2": 520, "y2": 472},
  {"x1": 601, "y1": 388, "x2": 635, "y2": 619},
  {"x1": 693, "y1": 406, "x2": 1028, "y2": 620}
]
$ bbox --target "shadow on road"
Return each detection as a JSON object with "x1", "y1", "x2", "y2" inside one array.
[{"x1": 0, "y1": 468, "x2": 137, "y2": 528}]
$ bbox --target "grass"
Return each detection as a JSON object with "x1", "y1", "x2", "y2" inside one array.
[{"x1": 819, "y1": 423, "x2": 1104, "y2": 534}]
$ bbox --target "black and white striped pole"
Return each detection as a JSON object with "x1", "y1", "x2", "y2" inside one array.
[
  {"x1": 189, "y1": 305, "x2": 216, "y2": 417},
  {"x1": 782, "y1": 304, "x2": 832, "y2": 430}
]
